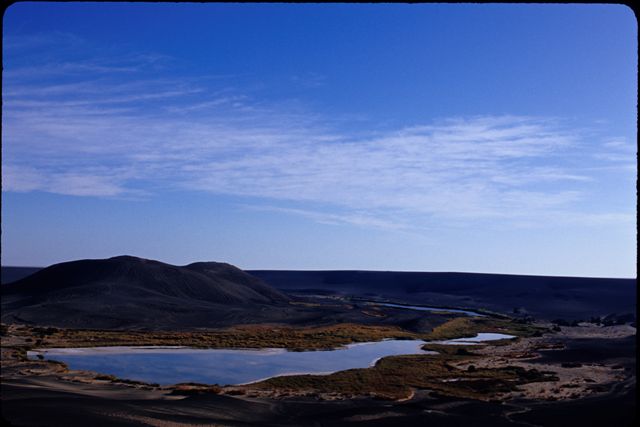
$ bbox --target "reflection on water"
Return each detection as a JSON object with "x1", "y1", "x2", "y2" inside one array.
[
  {"x1": 432, "y1": 333, "x2": 516, "y2": 345},
  {"x1": 28, "y1": 340, "x2": 432, "y2": 386},
  {"x1": 370, "y1": 302, "x2": 486, "y2": 317}
]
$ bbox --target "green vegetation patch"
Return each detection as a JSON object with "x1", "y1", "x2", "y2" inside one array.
[
  {"x1": 3, "y1": 316, "x2": 544, "y2": 354},
  {"x1": 2, "y1": 317, "x2": 553, "y2": 401},
  {"x1": 16, "y1": 323, "x2": 419, "y2": 351},
  {"x1": 243, "y1": 317, "x2": 548, "y2": 401},
  {"x1": 252, "y1": 352, "x2": 557, "y2": 401},
  {"x1": 170, "y1": 383, "x2": 222, "y2": 395},
  {"x1": 423, "y1": 316, "x2": 545, "y2": 341}
]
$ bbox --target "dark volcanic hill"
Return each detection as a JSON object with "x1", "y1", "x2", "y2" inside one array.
[
  {"x1": 1, "y1": 267, "x2": 42, "y2": 284},
  {"x1": 1, "y1": 256, "x2": 291, "y2": 329},
  {"x1": 249, "y1": 270, "x2": 637, "y2": 321}
]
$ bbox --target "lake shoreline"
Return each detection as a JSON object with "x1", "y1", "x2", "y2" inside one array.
[
  {"x1": 2, "y1": 325, "x2": 635, "y2": 401},
  {"x1": 27, "y1": 339, "x2": 432, "y2": 386}
]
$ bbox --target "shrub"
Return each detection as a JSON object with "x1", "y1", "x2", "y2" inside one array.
[{"x1": 561, "y1": 362, "x2": 582, "y2": 368}]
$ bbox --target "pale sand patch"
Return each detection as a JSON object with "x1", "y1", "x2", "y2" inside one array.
[
  {"x1": 449, "y1": 324, "x2": 635, "y2": 401},
  {"x1": 550, "y1": 324, "x2": 636, "y2": 339}
]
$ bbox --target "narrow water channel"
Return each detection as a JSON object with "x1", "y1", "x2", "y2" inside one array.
[{"x1": 366, "y1": 301, "x2": 486, "y2": 317}]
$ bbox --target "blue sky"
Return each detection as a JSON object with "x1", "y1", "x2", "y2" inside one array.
[{"x1": 2, "y1": 3, "x2": 636, "y2": 277}]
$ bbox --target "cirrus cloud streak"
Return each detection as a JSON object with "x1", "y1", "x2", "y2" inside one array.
[{"x1": 2, "y1": 45, "x2": 633, "y2": 229}]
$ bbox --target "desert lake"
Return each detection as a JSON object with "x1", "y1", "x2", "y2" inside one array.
[
  {"x1": 28, "y1": 340, "x2": 432, "y2": 386},
  {"x1": 28, "y1": 333, "x2": 517, "y2": 385}
]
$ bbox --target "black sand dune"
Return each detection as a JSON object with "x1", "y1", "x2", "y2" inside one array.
[
  {"x1": 1, "y1": 256, "x2": 291, "y2": 329},
  {"x1": 2, "y1": 378, "x2": 635, "y2": 427}
]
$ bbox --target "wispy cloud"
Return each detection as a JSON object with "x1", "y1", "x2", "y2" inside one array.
[
  {"x1": 2, "y1": 35, "x2": 634, "y2": 230},
  {"x1": 2, "y1": 31, "x2": 86, "y2": 52},
  {"x1": 592, "y1": 137, "x2": 636, "y2": 168},
  {"x1": 242, "y1": 205, "x2": 407, "y2": 230},
  {"x1": 291, "y1": 72, "x2": 326, "y2": 88},
  {"x1": 2, "y1": 165, "x2": 130, "y2": 197}
]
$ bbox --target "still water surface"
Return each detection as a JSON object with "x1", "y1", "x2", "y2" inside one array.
[
  {"x1": 433, "y1": 333, "x2": 516, "y2": 345},
  {"x1": 29, "y1": 340, "x2": 432, "y2": 386},
  {"x1": 368, "y1": 302, "x2": 486, "y2": 317}
]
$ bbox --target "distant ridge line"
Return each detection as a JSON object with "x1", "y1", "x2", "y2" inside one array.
[
  {"x1": 2, "y1": 264, "x2": 635, "y2": 284},
  {"x1": 248, "y1": 269, "x2": 635, "y2": 280}
]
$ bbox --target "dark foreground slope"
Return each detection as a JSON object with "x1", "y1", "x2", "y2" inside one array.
[
  {"x1": 1, "y1": 256, "x2": 291, "y2": 329},
  {"x1": 2, "y1": 370, "x2": 635, "y2": 427},
  {"x1": 249, "y1": 270, "x2": 636, "y2": 321}
]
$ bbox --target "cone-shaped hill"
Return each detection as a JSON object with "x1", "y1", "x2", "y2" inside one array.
[{"x1": 1, "y1": 256, "x2": 291, "y2": 329}]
